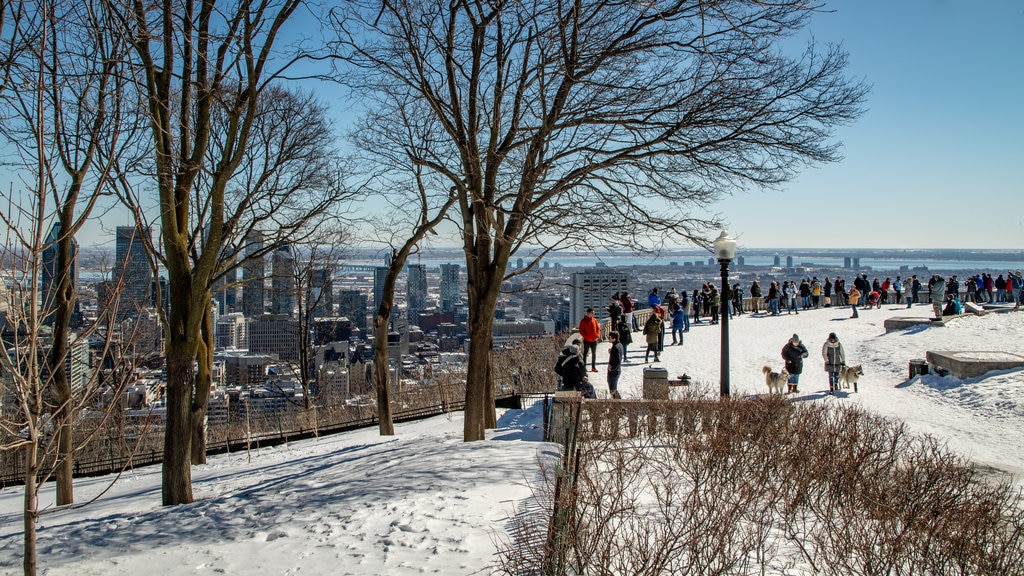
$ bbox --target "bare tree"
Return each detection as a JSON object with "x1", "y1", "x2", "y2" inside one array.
[
  {"x1": 330, "y1": 0, "x2": 867, "y2": 440},
  {"x1": 0, "y1": 0, "x2": 140, "y2": 508},
  {"x1": 107, "y1": 0, "x2": 346, "y2": 504},
  {"x1": 288, "y1": 226, "x2": 350, "y2": 411}
]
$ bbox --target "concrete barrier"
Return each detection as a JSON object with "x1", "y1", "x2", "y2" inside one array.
[{"x1": 925, "y1": 351, "x2": 1024, "y2": 379}]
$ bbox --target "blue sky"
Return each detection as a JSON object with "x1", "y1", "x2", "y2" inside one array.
[
  {"x1": 68, "y1": 1, "x2": 1023, "y2": 252},
  {"x1": 718, "y1": 0, "x2": 1024, "y2": 249}
]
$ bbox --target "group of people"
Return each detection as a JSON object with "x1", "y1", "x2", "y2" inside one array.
[
  {"x1": 557, "y1": 270, "x2": 1024, "y2": 399},
  {"x1": 780, "y1": 332, "x2": 847, "y2": 396}
]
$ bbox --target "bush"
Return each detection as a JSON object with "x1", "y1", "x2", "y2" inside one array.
[{"x1": 499, "y1": 397, "x2": 1024, "y2": 575}]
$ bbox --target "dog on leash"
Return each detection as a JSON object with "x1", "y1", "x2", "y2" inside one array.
[
  {"x1": 762, "y1": 365, "x2": 789, "y2": 395},
  {"x1": 839, "y1": 364, "x2": 864, "y2": 392}
]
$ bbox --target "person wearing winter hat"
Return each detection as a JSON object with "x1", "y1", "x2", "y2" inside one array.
[
  {"x1": 781, "y1": 334, "x2": 809, "y2": 393},
  {"x1": 821, "y1": 332, "x2": 845, "y2": 395}
]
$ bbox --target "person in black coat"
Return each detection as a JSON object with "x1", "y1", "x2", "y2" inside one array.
[{"x1": 781, "y1": 333, "x2": 810, "y2": 393}]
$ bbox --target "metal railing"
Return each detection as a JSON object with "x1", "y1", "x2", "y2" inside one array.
[{"x1": 0, "y1": 386, "x2": 527, "y2": 487}]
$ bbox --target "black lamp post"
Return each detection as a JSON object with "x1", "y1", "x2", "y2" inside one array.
[{"x1": 713, "y1": 231, "x2": 737, "y2": 397}]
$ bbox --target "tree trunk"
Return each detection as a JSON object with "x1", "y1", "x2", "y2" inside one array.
[
  {"x1": 464, "y1": 285, "x2": 500, "y2": 441},
  {"x1": 163, "y1": 349, "x2": 195, "y2": 505},
  {"x1": 484, "y1": 351, "x2": 496, "y2": 429},
  {"x1": 55, "y1": 417, "x2": 74, "y2": 503},
  {"x1": 49, "y1": 226, "x2": 77, "y2": 505},
  {"x1": 191, "y1": 306, "x2": 214, "y2": 465},
  {"x1": 374, "y1": 310, "x2": 395, "y2": 436},
  {"x1": 23, "y1": 441, "x2": 39, "y2": 576}
]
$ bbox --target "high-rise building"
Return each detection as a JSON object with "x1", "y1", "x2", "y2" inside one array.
[
  {"x1": 41, "y1": 222, "x2": 78, "y2": 324},
  {"x1": 373, "y1": 266, "x2": 389, "y2": 313},
  {"x1": 247, "y1": 314, "x2": 299, "y2": 362},
  {"x1": 406, "y1": 263, "x2": 428, "y2": 323},
  {"x1": 241, "y1": 231, "x2": 265, "y2": 318},
  {"x1": 270, "y1": 242, "x2": 295, "y2": 316},
  {"x1": 439, "y1": 264, "x2": 460, "y2": 313},
  {"x1": 337, "y1": 289, "x2": 368, "y2": 331},
  {"x1": 215, "y1": 312, "x2": 248, "y2": 349},
  {"x1": 309, "y1": 267, "x2": 334, "y2": 318},
  {"x1": 786, "y1": 255, "x2": 794, "y2": 268},
  {"x1": 113, "y1": 225, "x2": 152, "y2": 320},
  {"x1": 570, "y1": 269, "x2": 629, "y2": 326}
]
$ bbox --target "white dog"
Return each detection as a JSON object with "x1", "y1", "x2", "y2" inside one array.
[
  {"x1": 762, "y1": 365, "x2": 789, "y2": 395},
  {"x1": 840, "y1": 364, "x2": 864, "y2": 392}
]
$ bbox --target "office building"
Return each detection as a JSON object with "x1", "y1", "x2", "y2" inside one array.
[
  {"x1": 241, "y1": 231, "x2": 265, "y2": 318},
  {"x1": 570, "y1": 269, "x2": 629, "y2": 326},
  {"x1": 373, "y1": 266, "x2": 389, "y2": 313},
  {"x1": 247, "y1": 314, "x2": 299, "y2": 362},
  {"x1": 113, "y1": 225, "x2": 152, "y2": 320},
  {"x1": 439, "y1": 264, "x2": 460, "y2": 313},
  {"x1": 270, "y1": 242, "x2": 295, "y2": 316},
  {"x1": 337, "y1": 289, "x2": 368, "y2": 331},
  {"x1": 216, "y1": 312, "x2": 248, "y2": 350},
  {"x1": 406, "y1": 263, "x2": 428, "y2": 323},
  {"x1": 309, "y1": 267, "x2": 334, "y2": 318}
]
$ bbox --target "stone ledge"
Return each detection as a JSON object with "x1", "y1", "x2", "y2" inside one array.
[
  {"x1": 885, "y1": 316, "x2": 946, "y2": 332},
  {"x1": 925, "y1": 350, "x2": 1024, "y2": 379}
]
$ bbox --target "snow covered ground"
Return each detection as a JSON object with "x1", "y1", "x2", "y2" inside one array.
[{"x1": 2, "y1": 301, "x2": 1023, "y2": 575}]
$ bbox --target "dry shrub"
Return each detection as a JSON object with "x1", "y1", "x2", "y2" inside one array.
[{"x1": 499, "y1": 397, "x2": 1024, "y2": 575}]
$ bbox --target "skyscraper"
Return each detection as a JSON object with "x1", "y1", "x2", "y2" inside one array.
[
  {"x1": 41, "y1": 222, "x2": 78, "y2": 324},
  {"x1": 373, "y1": 266, "x2": 389, "y2": 314},
  {"x1": 241, "y1": 231, "x2": 265, "y2": 318},
  {"x1": 337, "y1": 289, "x2": 368, "y2": 331},
  {"x1": 406, "y1": 263, "x2": 428, "y2": 323},
  {"x1": 114, "y1": 225, "x2": 152, "y2": 320},
  {"x1": 270, "y1": 242, "x2": 295, "y2": 316},
  {"x1": 309, "y1": 267, "x2": 334, "y2": 319},
  {"x1": 439, "y1": 263, "x2": 460, "y2": 313}
]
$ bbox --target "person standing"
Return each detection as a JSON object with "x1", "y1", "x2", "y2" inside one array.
[
  {"x1": 642, "y1": 311, "x2": 664, "y2": 363},
  {"x1": 1008, "y1": 270, "x2": 1023, "y2": 310},
  {"x1": 691, "y1": 289, "x2": 702, "y2": 324},
  {"x1": 670, "y1": 303, "x2": 685, "y2": 345},
  {"x1": 848, "y1": 285, "x2": 861, "y2": 318},
  {"x1": 767, "y1": 281, "x2": 780, "y2": 315},
  {"x1": 616, "y1": 316, "x2": 632, "y2": 361},
  {"x1": 606, "y1": 331, "x2": 624, "y2": 399},
  {"x1": 821, "y1": 332, "x2": 845, "y2": 395},
  {"x1": 678, "y1": 290, "x2": 691, "y2": 331},
  {"x1": 578, "y1": 308, "x2": 601, "y2": 372},
  {"x1": 893, "y1": 277, "x2": 903, "y2": 305},
  {"x1": 781, "y1": 334, "x2": 809, "y2": 394},
  {"x1": 905, "y1": 275, "x2": 914, "y2": 308},
  {"x1": 928, "y1": 275, "x2": 946, "y2": 320},
  {"x1": 620, "y1": 291, "x2": 636, "y2": 332},
  {"x1": 648, "y1": 287, "x2": 662, "y2": 308},
  {"x1": 607, "y1": 294, "x2": 623, "y2": 330},
  {"x1": 995, "y1": 274, "x2": 1007, "y2": 303},
  {"x1": 787, "y1": 280, "x2": 799, "y2": 314},
  {"x1": 749, "y1": 279, "x2": 762, "y2": 314},
  {"x1": 732, "y1": 283, "x2": 744, "y2": 315}
]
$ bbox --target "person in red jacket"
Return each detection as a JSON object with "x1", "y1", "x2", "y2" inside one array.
[{"x1": 578, "y1": 308, "x2": 601, "y2": 372}]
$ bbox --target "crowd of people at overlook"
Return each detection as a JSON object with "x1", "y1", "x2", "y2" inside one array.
[{"x1": 555, "y1": 269, "x2": 1024, "y2": 399}]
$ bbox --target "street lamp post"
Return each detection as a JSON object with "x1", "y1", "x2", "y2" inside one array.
[{"x1": 713, "y1": 231, "x2": 737, "y2": 398}]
